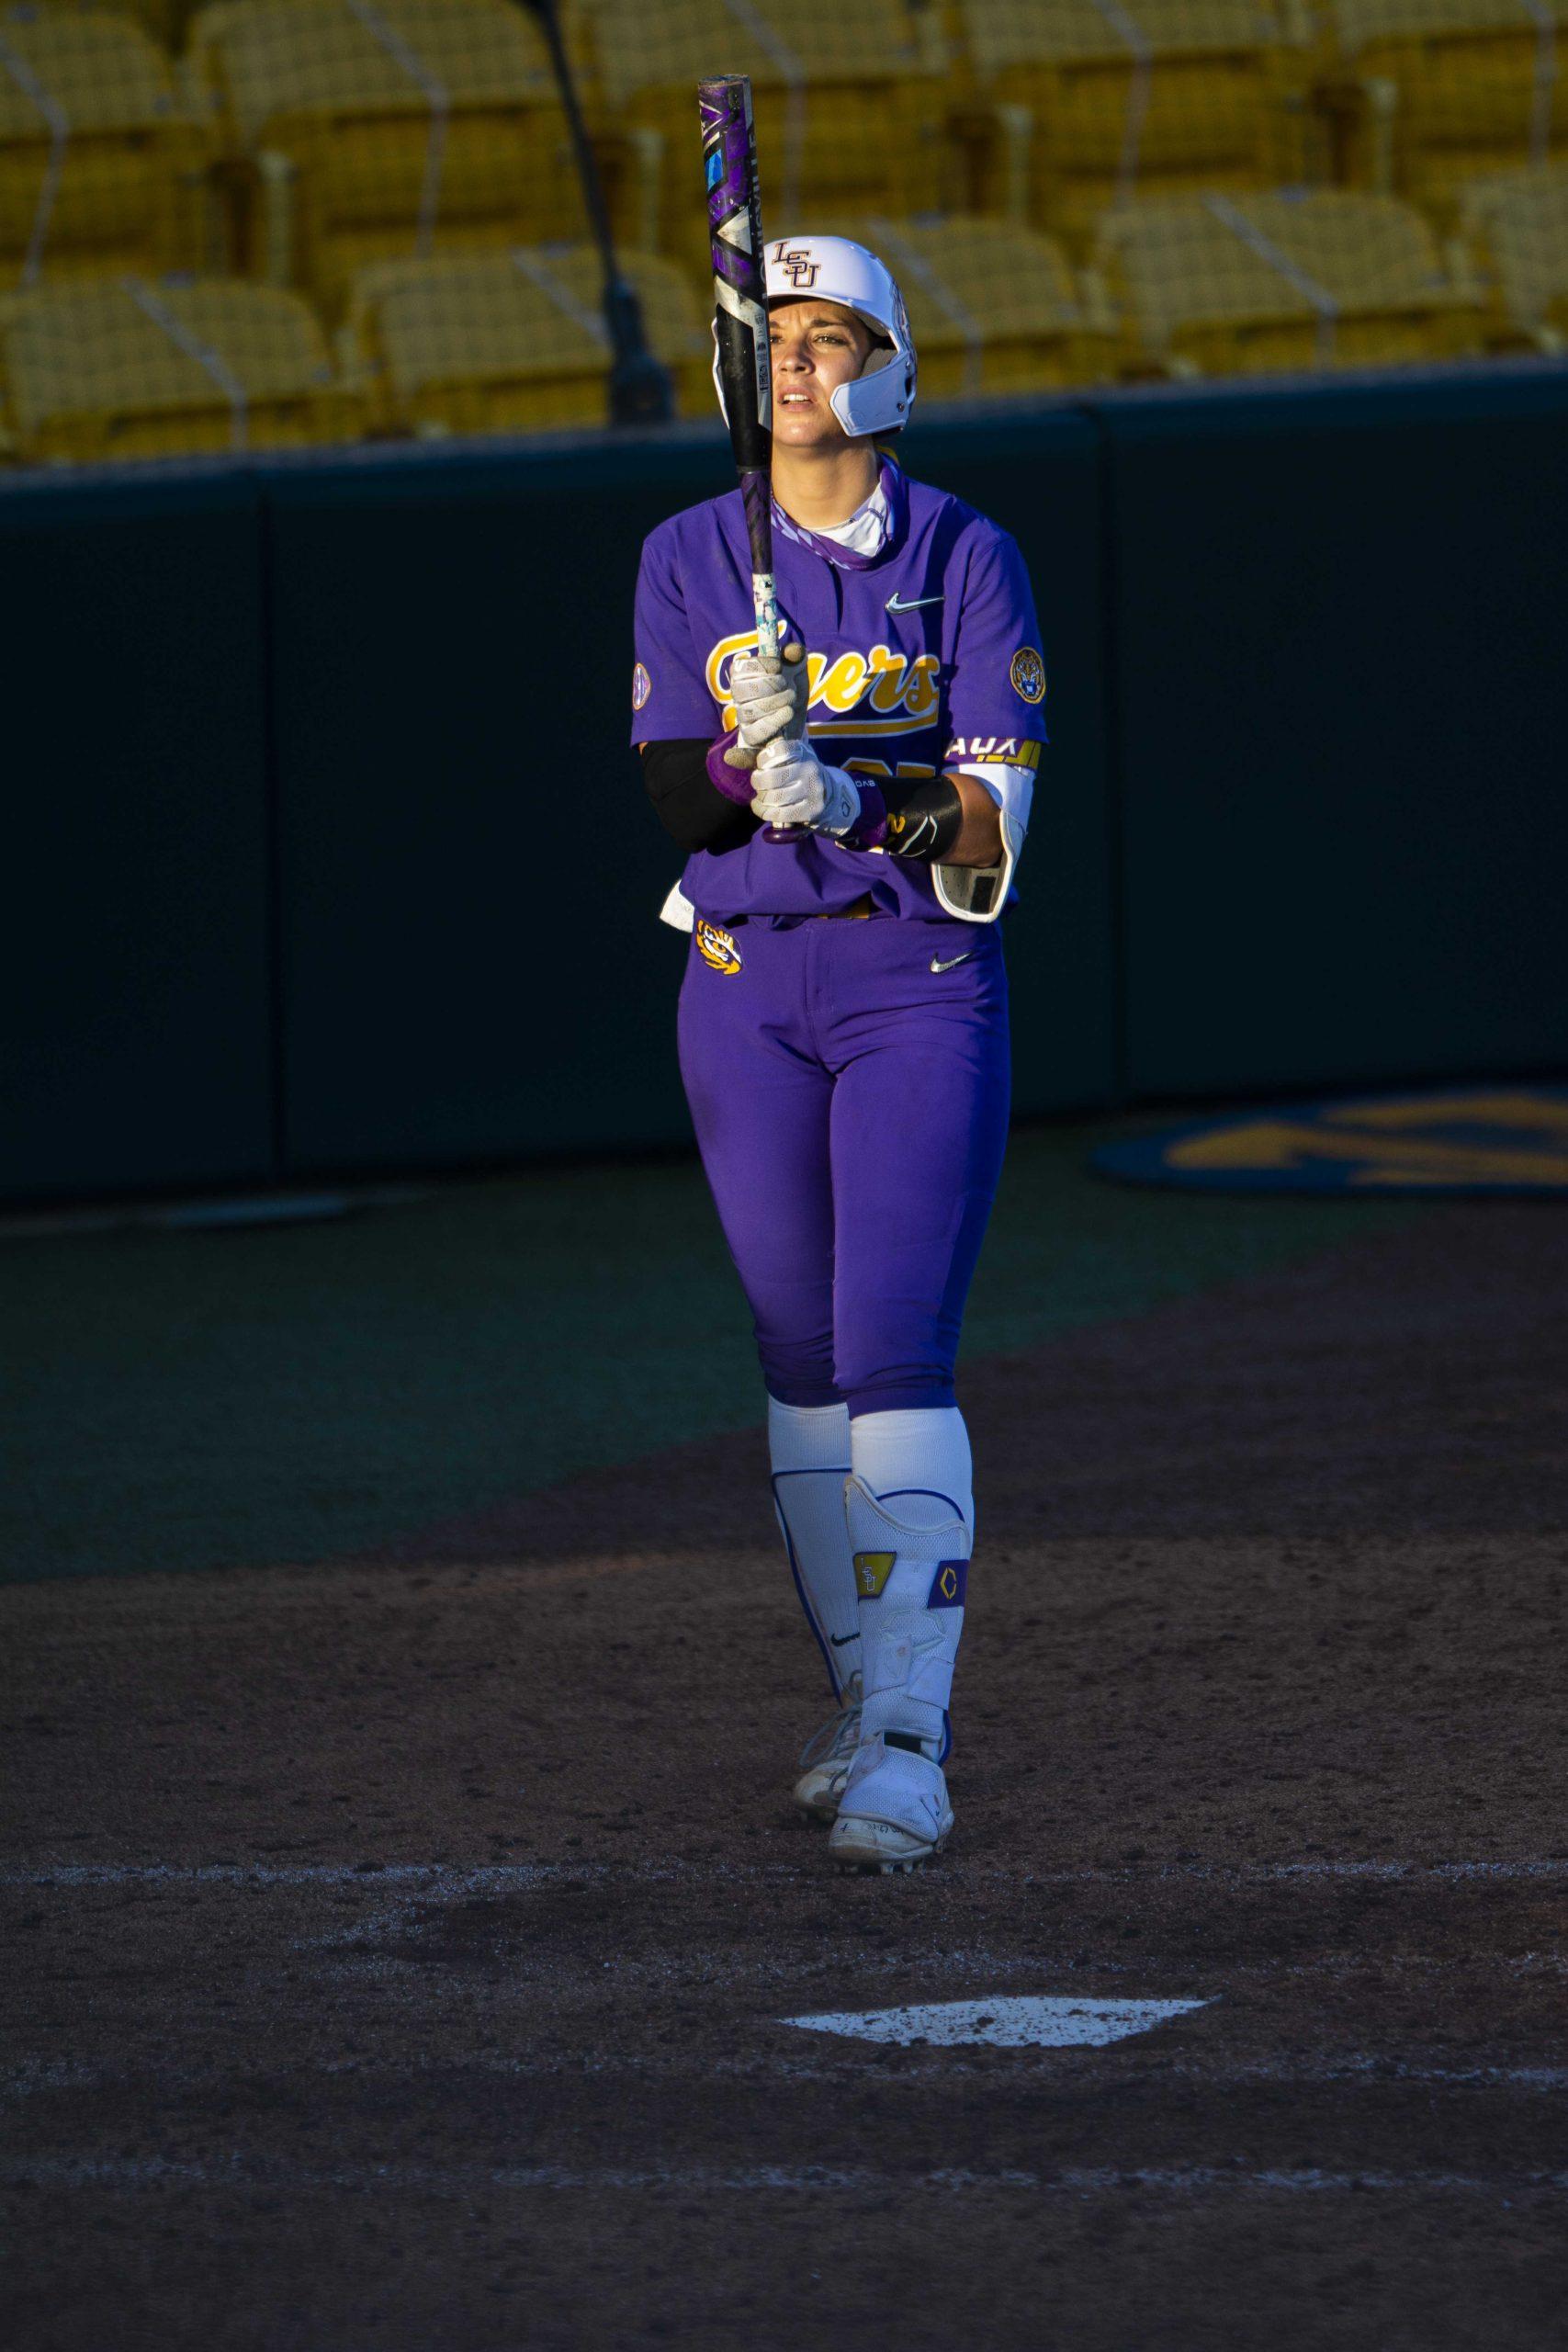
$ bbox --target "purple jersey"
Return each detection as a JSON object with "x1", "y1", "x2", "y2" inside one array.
[{"x1": 631, "y1": 462, "x2": 1045, "y2": 922}]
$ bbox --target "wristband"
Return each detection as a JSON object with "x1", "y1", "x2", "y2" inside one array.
[
  {"x1": 833, "y1": 780, "x2": 888, "y2": 850},
  {"x1": 705, "y1": 728, "x2": 757, "y2": 809}
]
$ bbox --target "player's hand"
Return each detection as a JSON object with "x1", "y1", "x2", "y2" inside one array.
[
  {"x1": 724, "y1": 641, "x2": 807, "y2": 771},
  {"x1": 750, "y1": 738, "x2": 862, "y2": 836}
]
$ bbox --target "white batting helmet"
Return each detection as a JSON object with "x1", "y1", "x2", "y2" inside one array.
[{"x1": 713, "y1": 233, "x2": 918, "y2": 439}]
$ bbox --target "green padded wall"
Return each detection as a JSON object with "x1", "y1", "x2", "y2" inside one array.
[
  {"x1": 1102, "y1": 368, "x2": 1568, "y2": 1098},
  {"x1": 0, "y1": 472, "x2": 273, "y2": 1200},
  {"x1": 4, "y1": 362, "x2": 1565, "y2": 1201}
]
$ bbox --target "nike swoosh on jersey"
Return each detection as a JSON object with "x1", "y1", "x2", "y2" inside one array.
[
  {"x1": 886, "y1": 592, "x2": 944, "y2": 612},
  {"x1": 829, "y1": 1632, "x2": 859, "y2": 1646},
  {"x1": 931, "y1": 952, "x2": 974, "y2": 974}
]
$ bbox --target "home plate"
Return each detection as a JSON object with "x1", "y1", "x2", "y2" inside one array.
[{"x1": 782, "y1": 1996, "x2": 1209, "y2": 2049}]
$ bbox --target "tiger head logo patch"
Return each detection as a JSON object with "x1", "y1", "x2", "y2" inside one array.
[
  {"x1": 1010, "y1": 647, "x2": 1046, "y2": 705},
  {"x1": 695, "y1": 919, "x2": 743, "y2": 975}
]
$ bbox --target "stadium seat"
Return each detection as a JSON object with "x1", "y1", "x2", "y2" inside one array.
[
  {"x1": 581, "y1": 0, "x2": 950, "y2": 266},
  {"x1": 0, "y1": 8, "x2": 210, "y2": 288},
  {"x1": 342, "y1": 242, "x2": 709, "y2": 435},
  {"x1": 3, "y1": 274, "x2": 355, "y2": 459},
  {"x1": 39, "y1": 0, "x2": 200, "y2": 51},
  {"x1": 1460, "y1": 162, "x2": 1568, "y2": 346},
  {"x1": 954, "y1": 0, "x2": 1315, "y2": 251},
  {"x1": 1092, "y1": 188, "x2": 1485, "y2": 376},
  {"x1": 186, "y1": 0, "x2": 586, "y2": 313},
  {"x1": 839, "y1": 214, "x2": 1117, "y2": 391},
  {"x1": 1320, "y1": 0, "x2": 1568, "y2": 223}
]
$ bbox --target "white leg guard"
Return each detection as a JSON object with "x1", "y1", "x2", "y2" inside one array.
[
  {"x1": 843, "y1": 1476, "x2": 969, "y2": 1758},
  {"x1": 768, "y1": 1396, "x2": 860, "y2": 1698},
  {"x1": 826, "y1": 1476, "x2": 969, "y2": 1872}
]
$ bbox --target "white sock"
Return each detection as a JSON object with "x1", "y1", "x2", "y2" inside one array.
[
  {"x1": 849, "y1": 1406, "x2": 974, "y2": 1538},
  {"x1": 768, "y1": 1396, "x2": 860, "y2": 1700}
]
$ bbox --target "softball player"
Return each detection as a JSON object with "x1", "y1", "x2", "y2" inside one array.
[{"x1": 632, "y1": 235, "x2": 1044, "y2": 1871}]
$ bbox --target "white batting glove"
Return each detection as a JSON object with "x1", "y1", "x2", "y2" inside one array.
[
  {"x1": 725, "y1": 642, "x2": 808, "y2": 770},
  {"x1": 751, "y1": 737, "x2": 863, "y2": 836}
]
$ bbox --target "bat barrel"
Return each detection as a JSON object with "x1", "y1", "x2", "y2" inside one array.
[
  {"x1": 698, "y1": 74, "x2": 771, "y2": 477},
  {"x1": 698, "y1": 74, "x2": 762, "y2": 291},
  {"x1": 699, "y1": 74, "x2": 784, "y2": 685}
]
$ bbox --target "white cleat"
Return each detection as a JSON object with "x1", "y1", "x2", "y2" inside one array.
[
  {"x1": 793, "y1": 1682, "x2": 862, "y2": 1821},
  {"x1": 827, "y1": 1735, "x2": 953, "y2": 1873}
]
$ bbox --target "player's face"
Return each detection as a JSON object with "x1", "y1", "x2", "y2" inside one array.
[{"x1": 769, "y1": 300, "x2": 876, "y2": 447}]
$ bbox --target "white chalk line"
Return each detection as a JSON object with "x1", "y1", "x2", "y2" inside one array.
[
  {"x1": 2, "y1": 1861, "x2": 562, "y2": 1891},
  {"x1": 8, "y1": 2052, "x2": 1566, "y2": 2098},
  {"x1": 7, "y1": 2154, "x2": 1566, "y2": 2199},
  {"x1": 5, "y1": 1858, "x2": 1565, "y2": 1893}
]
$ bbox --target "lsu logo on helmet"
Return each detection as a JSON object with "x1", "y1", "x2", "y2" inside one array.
[
  {"x1": 771, "y1": 243, "x2": 821, "y2": 288},
  {"x1": 696, "y1": 920, "x2": 743, "y2": 975},
  {"x1": 1010, "y1": 647, "x2": 1046, "y2": 705}
]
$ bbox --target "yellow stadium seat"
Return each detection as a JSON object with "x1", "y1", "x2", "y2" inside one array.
[
  {"x1": 39, "y1": 0, "x2": 201, "y2": 51},
  {"x1": 834, "y1": 213, "x2": 1117, "y2": 391},
  {"x1": 1320, "y1": 0, "x2": 1568, "y2": 222},
  {"x1": 581, "y1": 0, "x2": 950, "y2": 266},
  {"x1": 342, "y1": 242, "x2": 710, "y2": 435},
  {"x1": 1460, "y1": 161, "x2": 1568, "y2": 345},
  {"x1": 1093, "y1": 187, "x2": 1485, "y2": 375},
  {"x1": 0, "y1": 8, "x2": 210, "y2": 288},
  {"x1": 186, "y1": 0, "x2": 587, "y2": 314},
  {"x1": 3, "y1": 273, "x2": 355, "y2": 458},
  {"x1": 955, "y1": 0, "x2": 1315, "y2": 251}
]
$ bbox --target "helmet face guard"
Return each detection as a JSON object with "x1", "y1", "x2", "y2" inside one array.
[{"x1": 711, "y1": 234, "x2": 917, "y2": 439}]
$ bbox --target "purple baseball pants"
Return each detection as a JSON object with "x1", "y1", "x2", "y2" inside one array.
[{"x1": 677, "y1": 911, "x2": 1011, "y2": 1416}]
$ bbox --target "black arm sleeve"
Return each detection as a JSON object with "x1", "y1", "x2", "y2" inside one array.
[
  {"x1": 883, "y1": 775, "x2": 964, "y2": 863},
  {"x1": 641, "y1": 739, "x2": 759, "y2": 855}
]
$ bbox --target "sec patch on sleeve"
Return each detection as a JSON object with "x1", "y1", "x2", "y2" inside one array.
[
  {"x1": 1010, "y1": 648, "x2": 1046, "y2": 704},
  {"x1": 632, "y1": 661, "x2": 652, "y2": 712}
]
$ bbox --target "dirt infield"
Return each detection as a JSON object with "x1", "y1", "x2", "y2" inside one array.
[{"x1": 5, "y1": 1203, "x2": 1566, "y2": 2349}]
